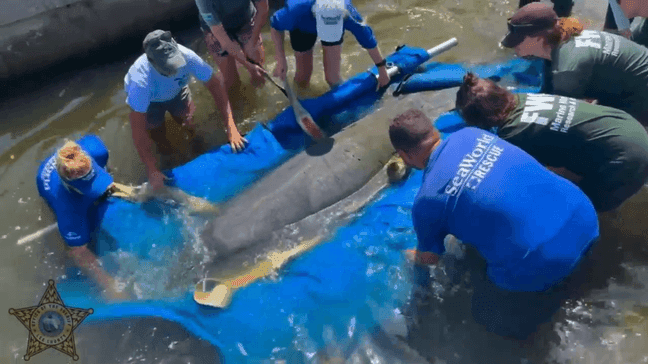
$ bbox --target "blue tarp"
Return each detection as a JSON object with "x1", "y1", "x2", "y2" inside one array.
[
  {"x1": 392, "y1": 58, "x2": 545, "y2": 96},
  {"x1": 55, "y1": 54, "x2": 545, "y2": 362},
  {"x1": 60, "y1": 169, "x2": 429, "y2": 363},
  {"x1": 89, "y1": 45, "x2": 431, "y2": 270},
  {"x1": 167, "y1": 46, "x2": 429, "y2": 203}
]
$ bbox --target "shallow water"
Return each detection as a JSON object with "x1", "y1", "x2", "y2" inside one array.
[{"x1": 5, "y1": 0, "x2": 648, "y2": 363}]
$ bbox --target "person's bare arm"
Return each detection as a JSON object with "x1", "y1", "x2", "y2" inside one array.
[
  {"x1": 204, "y1": 74, "x2": 247, "y2": 152},
  {"x1": 366, "y1": 46, "x2": 390, "y2": 88},
  {"x1": 129, "y1": 111, "x2": 165, "y2": 189},
  {"x1": 251, "y1": 0, "x2": 269, "y2": 41},
  {"x1": 271, "y1": 27, "x2": 288, "y2": 80},
  {"x1": 635, "y1": 0, "x2": 648, "y2": 18},
  {"x1": 68, "y1": 245, "x2": 128, "y2": 300}
]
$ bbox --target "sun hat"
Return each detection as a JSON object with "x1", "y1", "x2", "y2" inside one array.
[
  {"x1": 143, "y1": 30, "x2": 187, "y2": 76},
  {"x1": 313, "y1": 0, "x2": 346, "y2": 43}
]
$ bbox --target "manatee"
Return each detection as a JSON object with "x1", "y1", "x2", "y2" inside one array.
[{"x1": 201, "y1": 88, "x2": 457, "y2": 259}]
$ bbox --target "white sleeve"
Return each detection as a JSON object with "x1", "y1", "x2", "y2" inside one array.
[{"x1": 180, "y1": 45, "x2": 214, "y2": 82}]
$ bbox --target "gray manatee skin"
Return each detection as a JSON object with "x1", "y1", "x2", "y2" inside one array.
[{"x1": 202, "y1": 89, "x2": 457, "y2": 258}]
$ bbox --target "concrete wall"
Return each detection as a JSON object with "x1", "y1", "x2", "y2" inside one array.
[{"x1": 0, "y1": 0, "x2": 197, "y2": 79}]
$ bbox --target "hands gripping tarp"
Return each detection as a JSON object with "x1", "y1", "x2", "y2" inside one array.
[
  {"x1": 59, "y1": 167, "x2": 436, "y2": 363},
  {"x1": 52, "y1": 56, "x2": 545, "y2": 362},
  {"x1": 58, "y1": 104, "x2": 473, "y2": 361},
  {"x1": 166, "y1": 45, "x2": 429, "y2": 203}
]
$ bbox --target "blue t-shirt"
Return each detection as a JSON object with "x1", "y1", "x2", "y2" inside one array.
[
  {"x1": 270, "y1": 0, "x2": 378, "y2": 49},
  {"x1": 124, "y1": 44, "x2": 214, "y2": 113},
  {"x1": 413, "y1": 127, "x2": 599, "y2": 292},
  {"x1": 36, "y1": 136, "x2": 111, "y2": 247}
]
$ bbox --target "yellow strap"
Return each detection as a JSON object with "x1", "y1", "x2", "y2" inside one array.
[{"x1": 194, "y1": 236, "x2": 324, "y2": 308}]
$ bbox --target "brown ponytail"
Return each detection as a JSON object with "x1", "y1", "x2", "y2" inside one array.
[
  {"x1": 547, "y1": 18, "x2": 584, "y2": 47},
  {"x1": 455, "y1": 73, "x2": 517, "y2": 129}
]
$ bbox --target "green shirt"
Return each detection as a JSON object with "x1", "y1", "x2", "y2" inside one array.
[
  {"x1": 498, "y1": 93, "x2": 648, "y2": 179},
  {"x1": 551, "y1": 30, "x2": 648, "y2": 120}
]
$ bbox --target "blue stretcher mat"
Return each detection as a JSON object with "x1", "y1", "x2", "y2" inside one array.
[{"x1": 50, "y1": 53, "x2": 545, "y2": 362}]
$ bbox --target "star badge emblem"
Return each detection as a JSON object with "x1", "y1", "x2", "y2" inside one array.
[{"x1": 8, "y1": 279, "x2": 93, "y2": 361}]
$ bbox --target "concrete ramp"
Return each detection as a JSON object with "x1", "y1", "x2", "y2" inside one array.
[{"x1": 0, "y1": 0, "x2": 196, "y2": 79}]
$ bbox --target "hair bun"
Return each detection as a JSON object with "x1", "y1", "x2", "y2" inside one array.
[{"x1": 463, "y1": 72, "x2": 479, "y2": 87}]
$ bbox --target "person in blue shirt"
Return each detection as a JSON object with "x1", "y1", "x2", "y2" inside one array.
[
  {"x1": 389, "y1": 109, "x2": 600, "y2": 339},
  {"x1": 194, "y1": 0, "x2": 268, "y2": 90},
  {"x1": 125, "y1": 30, "x2": 247, "y2": 191},
  {"x1": 270, "y1": 0, "x2": 390, "y2": 88},
  {"x1": 37, "y1": 137, "x2": 127, "y2": 300}
]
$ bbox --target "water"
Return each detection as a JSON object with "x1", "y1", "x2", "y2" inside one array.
[{"x1": 4, "y1": 0, "x2": 648, "y2": 363}]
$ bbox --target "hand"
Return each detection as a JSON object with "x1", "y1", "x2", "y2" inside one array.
[
  {"x1": 247, "y1": 63, "x2": 266, "y2": 88},
  {"x1": 103, "y1": 278, "x2": 130, "y2": 302},
  {"x1": 227, "y1": 127, "x2": 249, "y2": 153},
  {"x1": 243, "y1": 36, "x2": 265, "y2": 65},
  {"x1": 147, "y1": 169, "x2": 168, "y2": 191},
  {"x1": 181, "y1": 101, "x2": 197, "y2": 128},
  {"x1": 273, "y1": 57, "x2": 287, "y2": 81},
  {"x1": 404, "y1": 249, "x2": 439, "y2": 265},
  {"x1": 377, "y1": 67, "x2": 390, "y2": 89}
]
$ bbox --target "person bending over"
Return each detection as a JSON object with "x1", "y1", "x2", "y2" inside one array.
[
  {"x1": 270, "y1": 0, "x2": 390, "y2": 88},
  {"x1": 194, "y1": 0, "x2": 268, "y2": 90},
  {"x1": 37, "y1": 138, "x2": 126, "y2": 300},
  {"x1": 125, "y1": 30, "x2": 246, "y2": 191},
  {"x1": 389, "y1": 109, "x2": 599, "y2": 339},
  {"x1": 501, "y1": 3, "x2": 648, "y2": 126},
  {"x1": 456, "y1": 73, "x2": 648, "y2": 212}
]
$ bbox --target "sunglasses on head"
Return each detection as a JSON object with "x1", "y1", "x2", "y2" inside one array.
[
  {"x1": 159, "y1": 30, "x2": 173, "y2": 41},
  {"x1": 145, "y1": 31, "x2": 175, "y2": 50},
  {"x1": 507, "y1": 19, "x2": 542, "y2": 33}
]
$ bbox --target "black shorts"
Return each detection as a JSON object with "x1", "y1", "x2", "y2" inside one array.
[
  {"x1": 470, "y1": 238, "x2": 597, "y2": 340},
  {"x1": 579, "y1": 141, "x2": 648, "y2": 212},
  {"x1": 289, "y1": 28, "x2": 343, "y2": 52}
]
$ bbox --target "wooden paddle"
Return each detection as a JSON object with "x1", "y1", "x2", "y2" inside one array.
[
  {"x1": 283, "y1": 79, "x2": 327, "y2": 140},
  {"x1": 251, "y1": 59, "x2": 326, "y2": 140},
  {"x1": 194, "y1": 236, "x2": 324, "y2": 308}
]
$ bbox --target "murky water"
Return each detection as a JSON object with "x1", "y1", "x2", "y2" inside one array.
[{"x1": 5, "y1": 0, "x2": 648, "y2": 363}]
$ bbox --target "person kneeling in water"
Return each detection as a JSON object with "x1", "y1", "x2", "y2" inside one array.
[
  {"x1": 389, "y1": 109, "x2": 600, "y2": 339},
  {"x1": 37, "y1": 137, "x2": 128, "y2": 300},
  {"x1": 456, "y1": 73, "x2": 648, "y2": 212},
  {"x1": 501, "y1": 3, "x2": 648, "y2": 126}
]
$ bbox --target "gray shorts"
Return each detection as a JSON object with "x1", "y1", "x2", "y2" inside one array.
[
  {"x1": 204, "y1": 19, "x2": 257, "y2": 58},
  {"x1": 146, "y1": 87, "x2": 194, "y2": 130}
]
